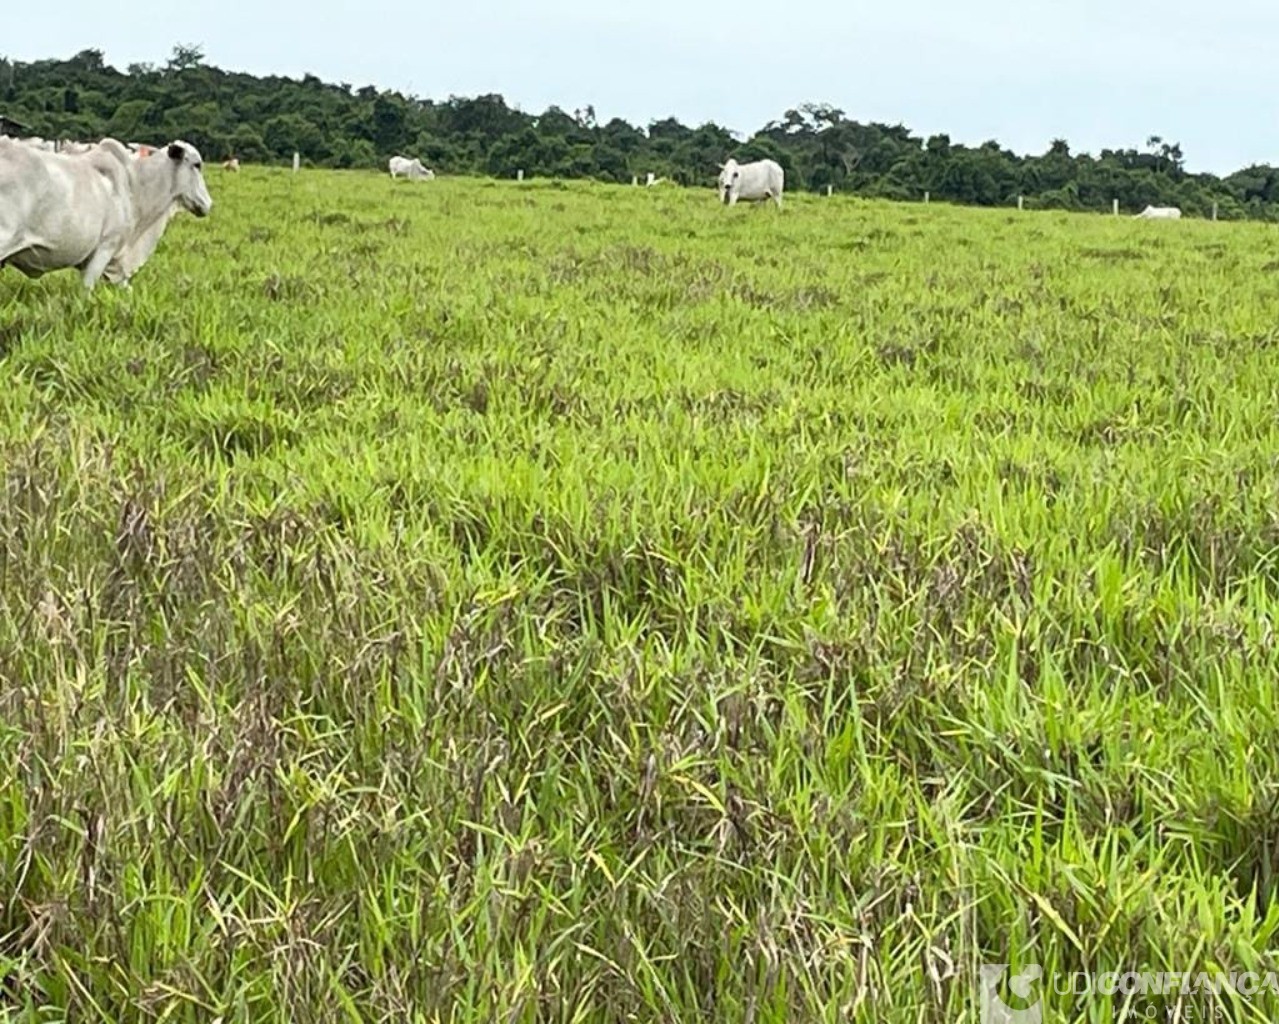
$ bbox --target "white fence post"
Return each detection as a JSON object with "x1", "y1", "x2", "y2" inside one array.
[
  {"x1": 631, "y1": 175, "x2": 638, "y2": 186},
  {"x1": 1113, "y1": 198, "x2": 1119, "y2": 216},
  {"x1": 1212, "y1": 202, "x2": 1219, "y2": 222},
  {"x1": 1017, "y1": 195, "x2": 1024, "y2": 211},
  {"x1": 924, "y1": 191, "x2": 930, "y2": 204},
  {"x1": 517, "y1": 169, "x2": 524, "y2": 181},
  {"x1": 292, "y1": 152, "x2": 300, "y2": 173},
  {"x1": 826, "y1": 184, "x2": 833, "y2": 197}
]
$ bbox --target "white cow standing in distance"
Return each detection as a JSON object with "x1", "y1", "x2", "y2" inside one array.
[
  {"x1": 717, "y1": 157, "x2": 784, "y2": 209},
  {"x1": 0, "y1": 138, "x2": 213, "y2": 289},
  {"x1": 388, "y1": 155, "x2": 434, "y2": 181},
  {"x1": 1135, "y1": 205, "x2": 1182, "y2": 220}
]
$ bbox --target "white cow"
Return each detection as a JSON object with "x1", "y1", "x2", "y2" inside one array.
[
  {"x1": 0, "y1": 138, "x2": 212, "y2": 289},
  {"x1": 389, "y1": 155, "x2": 434, "y2": 181},
  {"x1": 717, "y1": 157, "x2": 784, "y2": 208},
  {"x1": 1135, "y1": 205, "x2": 1182, "y2": 220}
]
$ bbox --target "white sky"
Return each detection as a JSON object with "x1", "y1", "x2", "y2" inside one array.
[{"x1": 10, "y1": 0, "x2": 1277, "y2": 173}]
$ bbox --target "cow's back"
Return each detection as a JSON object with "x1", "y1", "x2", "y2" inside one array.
[
  {"x1": 84, "y1": 139, "x2": 135, "y2": 191},
  {"x1": 0, "y1": 139, "x2": 54, "y2": 224}
]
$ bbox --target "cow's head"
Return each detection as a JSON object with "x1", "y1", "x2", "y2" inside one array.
[
  {"x1": 167, "y1": 141, "x2": 213, "y2": 217},
  {"x1": 717, "y1": 159, "x2": 740, "y2": 204}
]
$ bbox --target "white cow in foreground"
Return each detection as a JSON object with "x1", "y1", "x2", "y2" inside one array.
[
  {"x1": 1135, "y1": 205, "x2": 1182, "y2": 220},
  {"x1": 0, "y1": 138, "x2": 212, "y2": 289},
  {"x1": 389, "y1": 155, "x2": 434, "y2": 181},
  {"x1": 717, "y1": 157, "x2": 784, "y2": 208}
]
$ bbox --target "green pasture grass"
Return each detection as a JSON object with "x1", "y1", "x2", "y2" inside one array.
[{"x1": 3, "y1": 167, "x2": 1279, "y2": 1021}]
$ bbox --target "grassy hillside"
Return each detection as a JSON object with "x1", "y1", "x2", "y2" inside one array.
[{"x1": 3, "y1": 170, "x2": 1279, "y2": 1021}]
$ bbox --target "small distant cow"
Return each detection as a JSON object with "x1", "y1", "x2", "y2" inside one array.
[
  {"x1": 717, "y1": 157, "x2": 784, "y2": 209},
  {"x1": 389, "y1": 155, "x2": 434, "y2": 181},
  {"x1": 1135, "y1": 205, "x2": 1182, "y2": 220},
  {"x1": 223, "y1": 157, "x2": 240, "y2": 172}
]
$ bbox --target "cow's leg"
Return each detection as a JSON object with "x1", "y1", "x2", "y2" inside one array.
[{"x1": 79, "y1": 247, "x2": 115, "y2": 291}]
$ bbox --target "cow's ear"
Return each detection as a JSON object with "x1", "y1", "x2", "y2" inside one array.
[{"x1": 167, "y1": 143, "x2": 185, "y2": 162}]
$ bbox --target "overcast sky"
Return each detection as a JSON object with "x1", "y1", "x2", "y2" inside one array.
[{"x1": 10, "y1": 0, "x2": 1277, "y2": 174}]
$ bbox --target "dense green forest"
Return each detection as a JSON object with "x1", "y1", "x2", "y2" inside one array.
[{"x1": 4, "y1": 46, "x2": 1279, "y2": 219}]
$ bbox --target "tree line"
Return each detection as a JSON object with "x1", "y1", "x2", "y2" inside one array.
[{"x1": 4, "y1": 46, "x2": 1279, "y2": 219}]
